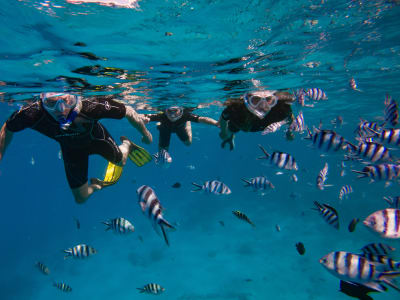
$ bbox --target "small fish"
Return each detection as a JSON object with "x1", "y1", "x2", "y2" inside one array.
[
  {"x1": 102, "y1": 217, "x2": 135, "y2": 234},
  {"x1": 30, "y1": 157, "x2": 35, "y2": 165},
  {"x1": 316, "y1": 162, "x2": 331, "y2": 190},
  {"x1": 35, "y1": 262, "x2": 50, "y2": 275},
  {"x1": 383, "y1": 196, "x2": 400, "y2": 208},
  {"x1": 261, "y1": 120, "x2": 287, "y2": 135},
  {"x1": 304, "y1": 88, "x2": 327, "y2": 101},
  {"x1": 171, "y1": 182, "x2": 181, "y2": 188},
  {"x1": 289, "y1": 111, "x2": 305, "y2": 133},
  {"x1": 153, "y1": 149, "x2": 172, "y2": 166},
  {"x1": 291, "y1": 174, "x2": 298, "y2": 182},
  {"x1": 232, "y1": 210, "x2": 255, "y2": 227},
  {"x1": 384, "y1": 94, "x2": 399, "y2": 127},
  {"x1": 355, "y1": 120, "x2": 381, "y2": 137},
  {"x1": 138, "y1": 235, "x2": 144, "y2": 242},
  {"x1": 340, "y1": 169, "x2": 346, "y2": 177},
  {"x1": 53, "y1": 282, "x2": 72, "y2": 292},
  {"x1": 191, "y1": 180, "x2": 231, "y2": 195},
  {"x1": 74, "y1": 217, "x2": 80, "y2": 230},
  {"x1": 137, "y1": 283, "x2": 165, "y2": 295},
  {"x1": 349, "y1": 77, "x2": 362, "y2": 92},
  {"x1": 372, "y1": 128, "x2": 400, "y2": 146},
  {"x1": 348, "y1": 218, "x2": 359, "y2": 232},
  {"x1": 352, "y1": 164, "x2": 400, "y2": 181},
  {"x1": 63, "y1": 244, "x2": 97, "y2": 259},
  {"x1": 275, "y1": 224, "x2": 281, "y2": 232},
  {"x1": 258, "y1": 145, "x2": 298, "y2": 170},
  {"x1": 339, "y1": 185, "x2": 353, "y2": 201},
  {"x1": 305, "y1": 128, "x2": 355, "y2": 153},
  {"x1": 295, "y1": 89, "x2": 306, "y2": 106},
  {"x1": 361, "y1": 243, "x2": 396, "y2": 256},
  {"x1": 218, "y1": 220, "x2": 225, "y2": 227},
  {"x1": 339, "y1": 280, "x2": 382, "y2": 300},
  {"x1": 295, "y1": 242, "x2": 306, "y2": 255},
  {"x1": 312, "y1": 201, "x2": 339, "y2": 229},
  {"x1": 241, "y1": 176, "x2": 274, "y2": 190},
  {"x1": 352, "y1": 142, "x2": 392, "y2": 163},
  {"x1": 363, "y1": 208, "x2": 400, "y2": 238},
  {"x1": 137, "y1": 185, "x2": 175, "y2": 246},
  {"x1": 320, "y1": 251, "x2": 400, "y2": 292}
]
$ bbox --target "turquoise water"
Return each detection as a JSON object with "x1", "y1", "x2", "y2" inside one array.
[{"x1": 1, "y1": 0, "x2": 400, "y2": 299}]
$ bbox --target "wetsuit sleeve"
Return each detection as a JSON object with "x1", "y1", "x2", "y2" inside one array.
[
  {"x1": 186, "y1": 113, "x2": 200, "y2": 122},
  {"x1": 221, "y1": 107, "x2": 231, "y2": 121},
  {"x1": 146, "y1": 113, "x2": 164, "y2": 122},
  {"x1": 5, "y1": 103, "x2": 42, "y2": 132},
  {"x1": 81, "y1": 96, "x2": 126, "y2": 120}
]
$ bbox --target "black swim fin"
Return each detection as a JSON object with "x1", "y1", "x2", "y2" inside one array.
[{"x1": 221, "y1": 134, "x2": 235, "y2": 151}]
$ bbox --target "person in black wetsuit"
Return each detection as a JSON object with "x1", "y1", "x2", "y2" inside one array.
[
  {"x1": 144, "y1": 106, "x2": 219, "y2": 151},
  {"x1": 218, "y1": 90, "x2": 295, "y2": 150},
  {"x1": 0, "y1": 92, "x2": 152, "y2": 204}
]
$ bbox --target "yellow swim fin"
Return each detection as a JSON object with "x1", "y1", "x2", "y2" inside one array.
[
  {"x1": 121, "y1": 136, "x2": 152, "y2": 167},
  {"x1": 90, "y1": 161, "x2": 123, "y2": 188}
]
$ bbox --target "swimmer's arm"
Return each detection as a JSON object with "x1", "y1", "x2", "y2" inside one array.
[
  {"x1": 0, "y1": 123, "x2": 14, "y2": 161},
  {"x1": 124, "y1": 106, "x2": 153, "y2": 144},
  {"x1": 197, "y1": 116, "x2": 219, "y2": 127}
]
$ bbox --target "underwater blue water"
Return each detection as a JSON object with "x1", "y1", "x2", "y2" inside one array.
[{"x1": 1, "y1": 0, "x2": 400, "y2": 299}]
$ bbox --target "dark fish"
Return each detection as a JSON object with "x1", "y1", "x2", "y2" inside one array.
[
  {"x1": 295, "y1": 242, "x2": 305, "y2": 255},
  {"x1": 218, "y1": 221, "x2": 225, "y2": 227},
  {"x1": 138, "y1": 235, "x2": 144, "y2": 242},
  {"x1": 172, "y1": 182, "x2": 181, "y2": 188},
  {"x1": 137, "y1": 283, "x2": 165, "y2": 295},
  {"x1": 35, "y1": 262, "x2": 50, "y2": 275},
  {"x1": 232, "y1": 210, "x2": 255, "y2": 227},
  {"x1": 53, "y1": 282, "x2": 72, "y2": 292},
  {"x1": 74, "y1": 217, "x2": 80, "y2": 230},
  {"x1": 312, "y1": 201, "x2": 340, "y2": 229},
  {"x1": 348, "y1": 218, "x2": 359, "y2": 232},
  {"x1": 339, "y1": 280, "x2": 383, "y2": 300},
  {"x1": 74, "y1": 42, "x2": 86, "y2": 47}
]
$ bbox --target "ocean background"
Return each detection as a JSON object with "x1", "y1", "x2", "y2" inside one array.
[{"x1": 0, "y1": 0, "x2": 400, "y2": 299}]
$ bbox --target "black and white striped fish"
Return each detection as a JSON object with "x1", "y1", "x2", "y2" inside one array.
[
  {"x1": 363, "y1": 208, "x2": 400, "y2": 239},
  {"x1": 137, "y1": 283, "x2": 165, "y2": 294},
  {"x1": 355, "y1": 120, "x2": 381, "y2": 137},
  {"x1": 361, "y1": 243, "x2": 396, "y2": 256},
  {"x1": 102, "y1": 217, "x2": 135, "y2": 234},
  {"x1": 312, "y1": 201, "x2": 339, "y2": 229},
  {"x1": 232, "y1": 210, "x2": 255, "y2": 227},
  {"x1": 64, "y1": 244, "x2": 97, "y2": 259},
  {"x1": 261, "y1": 120, "x2": 287, "y2": 135},
  {"x1": 304, "y1": 88, "x2": 327, "y2": 101},
  {"x1": 339, "y1": 185, "x2": 353, "y2": 201},
  {"x1": 320, "y1": 251, "x2": 400, "y2": 292},
  {"x1": 258, "y1": 145, "x2": 298, "y2": 170},
  {"x1": 384, "y1": 196, "x2": 400, "y2": 209},
  {"x1": 137, "y1": 185, "x2": 175, "y2": 246},
  {"x1": 191, "y1": 180, "x2": 232, "y2": 195},
  {"x1": 370, "y1": 128, "x2": 400, "y2": 146},
  {"x1": 352, "y1": 163, "x2": 400, "y2": 181},
  {"x1": 35, "y1": 262, "x2": 50, "y2": 275},
  {"x1": 384, "y1": 95, "x2": 399, "y2": 127},
  {"x1": 305, "y1": 128, "x2": 356, "y2": 153},
  {"x1": 153, "y1": 149, "x2": 172, "y2": 166},
  {"x1": 289, "y1": 111, "x2": 305, "y2": 133},
  {"x1": 361, "y1": 253, "x2": 400, "y2": 271},
  {"x1": 53, "y1": 282, "x2": 72, "y2": 292},
  {"x1": 295, "y1": 89, "x2": 306, "y2": 106},
  {"x1": 241, "y1": 176, "x2": 274, "y2": 190},
  {"x1": 316, "y1": 162, "x2": 331, "y2": 190},
  {"x1": 351, "y1": 142, "x2": 392, "y2": 163}
]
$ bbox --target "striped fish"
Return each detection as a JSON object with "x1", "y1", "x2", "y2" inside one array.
[
  {"x1": 232, "y1": 210, "x2": 255, "y2": 227},
  {"x1": 153, "y1": 149, "x2": 172, "y2": 166},
  {"x1": 352, "y1": 164, "x2": 400, "y2": 181},
  {"x1": 320, "y1": 251, "x2": 400, "y2": 292},
  {"x1": 241, "y1": 176, "x2": 274, "y2": 190},
  {"x1": 53, "y1": 282, "x2": 72, "y2": 292},
  {"x1": 191, "y1": 180, "x2": 232, "y2": 195},
  {"x1": 102, "y1": 217, "x2": 135, "y2": 234},
  {"x1": 355, "y1": 120, "x2": 381, "y2": 137},
  {"x1": 339, "y1": 185, "x2": 353, "y2": 201},
  {"x1": 35, "y1": 262, "x2": 50, "y2": 275},
  {"x1": 363, "y1": 208, "x2": 400, "y2": 239},
  {"x1": 64, "y1": 244, "x2": 97, "y2": 259},
  {"x1": 289, "y1": 111, "x2": 305, "y2": 133},
  {"x1": 384, "y1": 196, "x2": 400, "y2": 209},
  {"x1": 258, "y1": 145, "x2": 298, "y2": 170},
  {"x1": 137, "y1": 283, "x2": 165, "y2": 294},
  {"x1": 136, "y1": 185, "x2": 175, "y2": 246},
  {"x1": 351, "y1": 142, "x2": 392, "y2": 163},
  {"x1": 305, "y1": 128, "x2": 355, "y2": 153},
  {"x1": 361, "y1": 253, "x2": 400, "y2": 271},
  {"x1": 295, "y1": 89, "x2": 306, "y2": 106},
  {"x1": 349, "y1": 77, "x2": 362, "y2": 92},
  {"x1": 384, "y1": 95, "x2": 399, "y2": 127},
  {"x1": 304, "y1": 88, "x2": 327, "y2": 101},
  {"x1": 361, "y1": 243, "x2": 396, "y2": 256},
  {"x1": 313, "y1": 201, "x2": 339, "y2": 229},
  {"x1": 316, "y1": 162, "x2": 331, "y2": 190},
  {"x1": 370, "y1": 128, "x2": 400, "y2": 146},
  {"x1": 261, "y1": 120, "x2": 287, "y2": 135}
]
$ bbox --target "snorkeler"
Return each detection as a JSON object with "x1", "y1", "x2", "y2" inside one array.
[
  {"x1": 218, "y1": 90, "x2": 296, "y2": 150},
  {"x1": 0, "y1": 92, "x2": 153, "y2": 204},
  {"x1": 144, "y1": 106, "x2": 219, "y2": 151}
]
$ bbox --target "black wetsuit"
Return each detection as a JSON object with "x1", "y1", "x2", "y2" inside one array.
[
  {"x1": 5, "y1": 96, "x2": 126, "y2": 188},
  {"x1": 147, "y1": 109, "x2": 200, "y2": 149},
  {"x1": 221, "y1": 101, "x2": 293, "y2": 133}
]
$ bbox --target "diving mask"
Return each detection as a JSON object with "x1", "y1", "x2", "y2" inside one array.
[
  {"x1": 40, "y1": 93, "x2": 78, "y2": 112},
  {"x1": 243, "y1": 91, "x2": 278, "y2": 119},
  {"x1": 165, "y1": 106, "x2": 184, "y2": 122}
]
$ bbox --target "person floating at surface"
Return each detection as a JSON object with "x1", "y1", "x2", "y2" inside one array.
[
  {"x1": 0, "y1": 92, "x2": 153, "y2": 204},
  {"x1": 144, "y1": 106, "x2": 219, "y2": 151},
  {"x1": 218, "y1": 90, "x2": 296, "y2": 150}
]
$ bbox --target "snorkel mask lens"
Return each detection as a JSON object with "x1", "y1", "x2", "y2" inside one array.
[
  {"x1": 40, "y1": 93, "x2": 77, "y2": 111},
  {"x1": 165, "y1": 106, "x2": 183, "y2": 122},
  {"x1": 243, "y1": 92, "x2": 278, "y2": 119}
]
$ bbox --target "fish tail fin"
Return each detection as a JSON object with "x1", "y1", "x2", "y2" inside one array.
[
  {"x1": 241, "y1": 178, "x2": 251, "y2": 186},
  {"x1": 101, "y1": 221, "x2": 111, "y2": 231},
  {"x1": 160, "y1": 224, "x2": 170, "y2": 247},
  {"x1": 312, "y1": 201, "x2": 322, "y2": 211},
  {"x1": 191, "y1": 182, "x2": 203, "y2": 192},
  {"x1": 379, "y1": 271, "x2": 400, "y2": 291},
  {"x1": 351, "y1": 169, "x2": 368, "y2": 178},
  {"x1": 160, "y1": 218, "x2": 175, "y2": 230},
  {"x1": 257, "y1": 144, "x2": 270, "y2": 159},
  {"x1": 136, "y1": 288, "x2": 145, "y2": 293}
]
